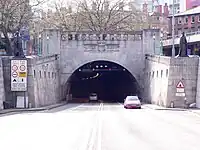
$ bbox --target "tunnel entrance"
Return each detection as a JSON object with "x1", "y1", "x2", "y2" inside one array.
[{"x1": 67, "y1": 61, "x2": 140, "y2": 103}]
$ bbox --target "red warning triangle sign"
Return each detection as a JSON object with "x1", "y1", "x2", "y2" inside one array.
[{"x1": 176, "y1": 81, "x2": 184, "y2": 88}]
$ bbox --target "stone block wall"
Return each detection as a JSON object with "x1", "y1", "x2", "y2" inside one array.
[
  {"x1": 169, "y1": 57, "x2": 199, "y2": 108},
  {"x1": 1, "y1": 55, "x2": 61, "y2": 108},
  {"x1": 0, "y1": 58, "x2": 5, "y2": 109},
  {"x1": 145, "y1": 55, "x2": 199, "y2": 108},
  {"x1": 28, "y1": 55, "x2": 61, "y2": 107}
]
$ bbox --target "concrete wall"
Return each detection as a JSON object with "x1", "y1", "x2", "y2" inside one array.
[
  {"x1": 28, "y1": 55, "x2": 61, "y2": 107},
  {"x1": 196, "y1": 58, "x2": 200, "y2": 108},
  {"x1": 0, "y1": 58, "x2": 5, "y2": 109},
  {"x1": 144, "y1": 55, "x2": 170, "y2": 106},
  {"x1": 168, "y1": 57, "x2": 199, "y2": 108},
  {"x1": 145, "y1": 55, "x2": 199, "y2": 108},
  {"x1": 1, "y1": 55, "x2": 61, "y2": 108}
]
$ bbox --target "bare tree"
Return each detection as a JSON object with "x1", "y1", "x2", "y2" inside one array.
[
  {"x1": 46, "y1": 0, "x2": 146, "y2": 33},
  {"x1": 0, "y1": 0, "x2": 44, "y2": 55}
]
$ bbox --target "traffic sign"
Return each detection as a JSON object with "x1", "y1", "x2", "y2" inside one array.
[
  {"x1": 176, "y1": 80, "x2": 185, "y2": 97},
  {"x1": 11, "y1": 59, "x2": 27, "y2": 91},
  {"x1": 12, "y1": 72, "x2": 18, "y2": 78},
  {"x1": 176, "y1": 81, "x2": 184, "y2": 88},
  {"x1": 12, "y1": 65, "x2": 18, "y2": 71},
  {"x1": 19, "y1": 65, "x2": 26, "y2": 71}
]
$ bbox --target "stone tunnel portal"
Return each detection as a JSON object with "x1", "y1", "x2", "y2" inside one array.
[{"x1": 66, "y1": 61, "x2": 140, "y2": 103}]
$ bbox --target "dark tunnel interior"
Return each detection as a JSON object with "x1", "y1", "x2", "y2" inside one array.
[{"x1": 68, "y1": 61, "x2": 140, "y2": 103}]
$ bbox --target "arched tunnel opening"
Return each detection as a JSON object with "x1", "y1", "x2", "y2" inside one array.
[{"x1": 66, "y1": 61, "x2": 140, "y2": 103}]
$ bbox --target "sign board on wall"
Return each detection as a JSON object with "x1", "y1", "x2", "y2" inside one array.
[
  {"x1": 11, "y1": 59, "x2": 27, "y2": 91},
  {"x1": 175, "y1": 81, "x2": 185, "y2": 97}
]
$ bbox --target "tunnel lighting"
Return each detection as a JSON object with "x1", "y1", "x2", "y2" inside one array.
[
  {"x1": 96, "y1": 65, "x2": 99, "y2": 68},
  {"x1": 79, "y1": 69, "x2": 81, "y2": 72},
  {"x1": 100, "y1": 65, "x2": 103, "y2": 68},
  {"x1": 123, "y1": 69, "x2": 126, "y2": 71},
  {"x1": 93, "y1": 68, "x2": 95, "y2": 71},
  {"x1": 105, "y1": 65, "x2": 108, "y2": 68}
]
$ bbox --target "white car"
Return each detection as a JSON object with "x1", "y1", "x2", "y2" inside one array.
[
  {"x1": 89, "y1": 93, "x2": 98, "y2": 102},
  {"x1": 124, "y1": 96, "x2": 141, "y2": 109}
]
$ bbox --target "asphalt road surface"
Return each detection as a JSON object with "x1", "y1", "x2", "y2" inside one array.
[{"x1": 0, "y1": 103, "x2": 200, "y2": 150}]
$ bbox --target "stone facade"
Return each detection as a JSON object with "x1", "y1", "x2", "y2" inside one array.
[
  {"x1": 28, "y1": 55, "x2": 61, "y2": 107},
  {"x1": 0, "y1": 58, "x2": 5, "y2": 109},
  {"x1": 144, "y1": 55, "x2": 170, "y2": 106},
  {"x1": 41, "y1": 29, "x2": 161, "y2": 100},
  {"x1": 1, "y1": 55, "x2": 61, "y2": 108},
  {"x1": 145, "y1": 55, "x2": 199, "y2": 108}
]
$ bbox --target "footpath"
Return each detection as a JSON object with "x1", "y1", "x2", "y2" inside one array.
[
  {"x1": 0, "y1": 101, "x2": 67, "y2": 115},
  {"x1": 143, "y1": 104, "x2": 200, "y2": 117}
]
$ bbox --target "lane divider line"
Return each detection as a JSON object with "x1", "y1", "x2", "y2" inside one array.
[
  {"x1": 97, "y1": 103, "x2": 103, "y2": 150},
  {"x1": 67, "y1": 103, "x2": 84, "y2": 111}
]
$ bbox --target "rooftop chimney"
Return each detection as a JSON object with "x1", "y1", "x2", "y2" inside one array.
[
  {"x1": 163, "y1": 3, "x2": 169, "y2": 16},
  {"x1": 143, "y1": 3, "x2": 148, "y2": 14},
  {"x1": 157, "y1": 5, "x2": 162, "y2": 14}
]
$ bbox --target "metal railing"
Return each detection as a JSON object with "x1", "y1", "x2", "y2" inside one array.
[{"x1": 164, "y1": 31, "x2": 200, "y2": 40}]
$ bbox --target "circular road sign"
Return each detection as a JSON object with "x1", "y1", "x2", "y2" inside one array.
[
  {"x1": 12, "y1": 65, "x2": 18, "y2": 71},
  {"x1": 20, "y1": 65, "x2": 26, "y2": 71},
  {"x1": 12, "y1": 72, "x2": 18, "y2": 78}
]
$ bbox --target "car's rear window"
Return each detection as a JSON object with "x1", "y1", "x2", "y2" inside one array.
[{"x1": 126, "y1": 96, "x2": 138, "y2": 101}]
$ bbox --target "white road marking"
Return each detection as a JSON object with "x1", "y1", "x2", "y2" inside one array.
[{"x1": 97, "y1": 103, "x2": 103, "y2": 150}]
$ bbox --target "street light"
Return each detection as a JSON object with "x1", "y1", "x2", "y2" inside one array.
[
  {"x1": 38, "y1": 34, "x2": 42, "y2": 56},
  {"x1": 172, "y1": 0, "x2": 175, "y2": 57},
  {"x1": 160, "y1": 32, "x2": 163, "y2": 55},
  {"x1": 46, "y1": 35, "x2": 49, "y2": 55},
  {"x1": 153, "y1": 34, "x2": 156, "y2": 54}
]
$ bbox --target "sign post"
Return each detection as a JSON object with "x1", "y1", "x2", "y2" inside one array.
[
  {"x1": 175, "y1": 81, "x2": 185, "y2": 97},
  {"x1": 11, "y1": 59, "x2": 28, "y2": 108}
]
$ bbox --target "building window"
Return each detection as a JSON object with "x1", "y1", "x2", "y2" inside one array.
[
  {"x1": 33, "y1": 70, "x2": 36, "y2": 78},
  {"x1": 52, "y1": 72, "x2": 54, "y2": 78},
  {"x1": 191, "y1": 16, "x2": 195, "y2": 23},
  {"x1": 185, "y1": 17, "x2": 188, "y2": 24},
  {"x1": 152, "y1": 71, "x2": 154, "y2": 78},
  {"x1": 157, "y1": 71, "x2": 159, "y2": 77},
  {"x1": 178, "y1": 17, "x2": 182, "y2": 24},
  {"x1": 166, "y1": 69, "x2": 169, "y2": 77},
  {"x1": 44, "y1": 71, "x2": 46, "y2": 78},
  {"x1": 39, "y1": 71, "x2": 42, "y2": 78},
  {"x1": 48, "y1": 72, "x2": 50, "y2": 78},
  {"x1": 161, "y1": 70, "x2": 163, "y2": 78}
]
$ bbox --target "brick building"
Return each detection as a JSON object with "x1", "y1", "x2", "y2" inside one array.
[{"x1": 168, "y1": 6, "x2": 200, "y2": 36}]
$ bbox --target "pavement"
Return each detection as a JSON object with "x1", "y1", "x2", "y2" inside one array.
[
  {"x1": 1, "y1": 103, "x2": 200, "y2": 150},
  {"x1": 143, "y1": 103, "x2": 200, "y2": 116},
  {"x1": 0, "y1": 101, "x2": 67, "y2": 115}
]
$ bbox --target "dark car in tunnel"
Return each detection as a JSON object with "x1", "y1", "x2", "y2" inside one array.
[{"x1": 89, "y1": 93, "x2": 98, "y2": 102}]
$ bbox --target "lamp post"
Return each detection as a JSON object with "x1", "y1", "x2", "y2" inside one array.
[
  {"x1": 160, "y1": 32, "x2": 163, "y2": 55},
  {"x1": 46, "y1": 35, "x2": 49, "y2": 55},
  {"x1": 38, "y1": 34, "x2": 41, "y2": 56},
  {"x1": 172, "y1": 0, "x2": 175, "y2": 57},
  {"x1": 153, "y1": 34, "x2": 156, "y2": 54}
]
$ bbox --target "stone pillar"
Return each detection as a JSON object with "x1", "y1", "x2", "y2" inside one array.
[
  {"x1": 0, "y1": 58, "x2": 5, "y2": 109},
  {"x1": 196, "y1": 58, "x2": 200, "y2": 108}
]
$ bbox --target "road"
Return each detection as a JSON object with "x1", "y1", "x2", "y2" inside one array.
[{"x1": 0, "y1": 103, "x2": 200, "y2": 150}]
